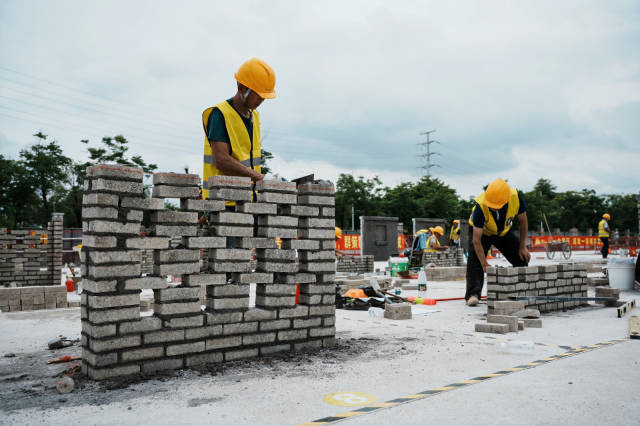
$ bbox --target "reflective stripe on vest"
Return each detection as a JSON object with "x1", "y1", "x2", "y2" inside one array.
[
  {"x1": 598, "y1": 220, "x2": 609, "y2": 238},
  {"x1": 201, "y1": 101, "x2": 261, "y2": 200},
  {"x1": 468, "y1": 188, "x2": 520, "y2": 237},
  {"x1": 425, "y1": 235, "x2": 441, "y2": 252},
  {"x1": 449, "y1": 226, "x2": 460, "y2": 242}
]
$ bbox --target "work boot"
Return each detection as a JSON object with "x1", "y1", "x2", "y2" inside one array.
[{"x1": 467, "y1": 295, "x2": 479, "y2": 306}]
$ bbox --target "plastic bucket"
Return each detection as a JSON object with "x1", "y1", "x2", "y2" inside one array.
[
  {"x1": 607, "y1": 263, "x2": 635, "y2": 290},
  {"x1": 389, "y1": 257, "x2": 408, "y2": 277}
]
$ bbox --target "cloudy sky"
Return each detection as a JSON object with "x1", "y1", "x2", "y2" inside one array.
[{"x1": 1, "y1": 0, "x2": 638, "y2": 198}]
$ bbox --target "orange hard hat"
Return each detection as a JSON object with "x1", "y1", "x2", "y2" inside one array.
[
  {"x1": 602, "y1": 213, "x2": 610, "y2": 220},
  {"x1": 335, "y1": 227, "x2": 342, "y2": 239},
  {"x1": 235, "y1": 58, "x2": 276, "y2": 99},
  {"x1": 453, "y1": 219, "x2": 460, "y2": 224},
  {"x1": 484, "y1": 179, "x2": 511, "y2": 209},
  {"x1": 433, "y1": 226, "x2": 444, "y2": 235}
]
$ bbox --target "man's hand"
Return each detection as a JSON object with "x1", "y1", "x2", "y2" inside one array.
[
  {"x1": 519, "y1": 246, "x2": 531, "y2": 263},
  {"x1": 481, "y1": 259, "x2": 490, "y2": 273},
  {"x1": 250, "y1": 170, "x2": 264, "y2": 181}
]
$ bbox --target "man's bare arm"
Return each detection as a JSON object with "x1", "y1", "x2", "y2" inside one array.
[
  {"x1": 473, "y1": 226, "x2": 489, "y2": 272},
  {"x1": 211, "y1": 141, "x2": 263, "y2": 181},
  {"x1": 517, "y1": 212, "x2": 531, "y2": 263}
]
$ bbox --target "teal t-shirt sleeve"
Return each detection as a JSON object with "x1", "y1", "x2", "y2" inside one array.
[{"x1": 206, "y1": 108, "x2": 230, "y2": 143}]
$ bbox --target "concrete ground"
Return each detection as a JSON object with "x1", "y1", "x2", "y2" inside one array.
[{"x1": 0, "y1": 252, "x2": 638, "y2": 425}]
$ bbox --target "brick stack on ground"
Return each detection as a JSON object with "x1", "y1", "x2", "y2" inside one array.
[
  {"x1": 336, "y1": 255, "x2": 374, "y2": 274},
  {"x1": 475, "y1": 300, "x2": 542, "y2": 334},
  {"x1": 422, "y1": 247, "x2": 465, "y2": 267},
  {"x1": 80, "y1": 164, "x2": 336, "y2": 380},
  {"x1": 0, "y1": 213, "x2": 63, "y2": 288},
  {"x1": 486, "y1": 264, "x2": 588, "y2": 313},
  {"x1": 0, "y1": 285, "x2": 70, "y2": 312}
]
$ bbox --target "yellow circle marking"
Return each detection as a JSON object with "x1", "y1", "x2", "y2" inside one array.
[{"x1": 323, "y1": 391, "x2": 378, "y2": 407}]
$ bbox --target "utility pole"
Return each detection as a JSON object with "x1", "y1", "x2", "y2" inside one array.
[{"x1": 418, "y1": 130, "x2": 441, "y2": 177}]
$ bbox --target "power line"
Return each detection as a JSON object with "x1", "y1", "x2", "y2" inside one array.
[{"x1": 417, "y1": 129, "x2": 441, "y2": 177}]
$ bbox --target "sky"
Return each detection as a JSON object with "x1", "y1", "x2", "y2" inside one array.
[{"x1": 0, "y1": 0, "x2": 638, "y2": 199}]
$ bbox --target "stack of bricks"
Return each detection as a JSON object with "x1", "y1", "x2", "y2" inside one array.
[
  {"x1": 475, "y1": 300, "x2": 542, "y2": 334},
  {"x1": 81, "y1": 164, "x2": 336, "y2": 380},
  {"x1": 486, "y1": 264, "x2": 588, "y2": 313},
  {"x1": 595, "y1": 286, "x2": 620, "y2": 307},
  {"x1": 422, "y1": 247, "x2": 465, "y2": 267},
  {"x1": 0, "y1": 224, "x2": 60, "y2": 288},
  {"x1": 336, "y1": 255, "x2": 374, "y2": 274},
  {"x1": 0, "y1": 285, "x2": 68, "y2": 311}
]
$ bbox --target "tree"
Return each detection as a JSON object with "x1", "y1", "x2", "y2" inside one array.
[
  {"x1": 0, "y1": 155, "x2": 39, "y2": 228},
  {"x1": 19, "y1": 133, "x2": 72, "y2": 226},
  {"x1": 603, "y1": 194, "x2": 638, "y2": 234},
  {"x1": 260, "y1": 149, "x2": 274, "y2": 176},
  {"x1": 334, "y1": 174, "x2": 384, "y2": 229}
]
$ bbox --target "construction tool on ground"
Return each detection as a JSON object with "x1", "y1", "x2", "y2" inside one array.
[
  {"x1": 46, "y1": 355, "x2": 82, "y2": 364},
  {"x1": 542, "y1": 213, "x2": 571, "y2": 260}
]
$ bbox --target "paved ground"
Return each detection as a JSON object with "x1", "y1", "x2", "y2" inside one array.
[{"x1": 0, "y1": 253, "x2": 638, "y2": 425}]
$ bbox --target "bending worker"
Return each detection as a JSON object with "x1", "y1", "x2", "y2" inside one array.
[
  {"x1": 598, "y1": 213, "x2": 611, "y2": 259},
  {"x1": 426, "y1": 226, "x2": 449, "y2": 252},
  {"x1": 449, "y1": 220, "x2": 461, "y2": 247},
  {"x1": 201, "y1": 57, "x2": 276, "y2": 198},
  {"x1": 465, "y1": 179, "x2": 531, "y2": 306}
]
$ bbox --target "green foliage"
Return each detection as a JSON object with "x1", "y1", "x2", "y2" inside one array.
[
  {"x1": 334, "y1": 174, "x2": 384, "y2": 229},
  {"x1": 0, "y1": 155, "x2": 40, "y2": 228},
  {"x1": 260, "y1": 149, "x2": 273, "y2": 175}
]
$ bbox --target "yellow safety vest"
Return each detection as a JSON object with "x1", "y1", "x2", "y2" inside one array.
[
  {"x1": 449, "y1": 226, "x2": 460, "y2": 242},
  {"x1": 201, "y1": 101, "x2": 261, "y2": 200},
  {"x1": 598, "y1": 219, "x2": 609, "y2": 238},
  {"x1": 468, "y1": 188, "x2": 520, "y2": 237},
  {"x1": 425, "y1": 235, "x2": 441, "y2": 252}
]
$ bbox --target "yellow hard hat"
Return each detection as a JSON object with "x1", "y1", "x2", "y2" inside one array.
[
  {"x1": 484, "y1": 179, "x2": 511, "y2": 209},
  {"x1": 433, "y1": 226, "x2": 444, "y2": 235},
  {"x1": 335, "y1": 227, "x2": 342, "y2": 239},
  {"x1": 453, "y1": 219, "x2": 460, "y2": 224},
  {"x1": 234, "y1": 58, "x2": 276, "y2": 99},
  {"x1": 416, "y1": 229, "x2": 429, "y2": 235},
  {"x1": 603, "y1": 213, "x2": 610, "y2": 220}
]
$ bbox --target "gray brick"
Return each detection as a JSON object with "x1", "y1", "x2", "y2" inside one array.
[
  {"x1": 88, "y1": 307, "x2": 140, "y2": 324},
  {"x1": 299, "y1": 284, "x2": 333, "y2": 294},
  {"x1": 297, "y1": 195, "x2": 334, "y2": 206},
  {"x1": 255, "y1": 180, "x2": 297, "y2": 193},
  {"x1": 321, "y1": 207, "x2": 335, "y2": 217},
  {"x1": 85, "y1": 220, "x2": 140, "y2": 235},
  {"x1": 182, "y1": 236, "x2": 226, "y2": 248},
  {"x1": 144, "y1": 329, "x2": 185, "y2": 344},
  {"x1": 88, "y1": 294, "x2": 139, "y2": 309},
  {"x1": 180, "y1": 199, "x2": 226, "y2": 212},
  {"x1": 119, "y1": 317, "x2": 162, "y2": 334},
  {"x1": 167, "y1": 341, "x2": 205, "y2": 356},
  {"x1": 185, "y1": 325, "x2": 223, "y2": 339},
  {"x1": 153, "y1": 224, "x2": 198, "y2": 237},
  {"x1": 210, "y1": 212, "x2": 253, "y2": 225},
  {"x1": 298, "y1": 294, "x2": 322, "y2": 305},
  {"x1": 244, "y1": 308, "x2": 277, "y2": 321},
  {"x1": 256, "y1": 192, "x2": 297, "y2": 204},
  {"x1": 299, "y1": 262, "x2": 334, "y2": 273},
  {"x1": 256, "y1": 227, "x2": 298, "y2": 239},
  {"x1": 163, "y1": 316, "x2": 204, "y2": 328},
  {"x1": 236, "y1": 202, "x2": 277, "y2": 215},
  {"x1": 278, "y1": 273, "x2": 316, "y2": 284},
  {"x1": 298, "y1": 251, "x2": 334, "y2": 262},
  {"x1": 154, "y1": 287, "x2": 200, "y2": 302},
  {"x1": 142, "y1": 358, "x2": 184, "y2": 373},
  {"x1": 256, "y1": 284, "x2": 297, "y2": 296},
  {"x1": 281, "y1": 239, "x2": 319, "y2": 250},
  {"x1": 83, "y1": 193, "x2": 119, "y2": 206},
  {"x1": 384, "y1": 303, "x2": 412, "y2": 320},
  {"x1": 207, "y1": 284, "x2": 249, "y2": 297},
  {"x1": 256, "y1": 295, "x2": 296, "y2": 307},
  {"x1": 243, "y1": 333, "x2": 276, "y2": 345},
  {"x1": 475, "y1": 323, "x2": 509, "y2": 334},
  {"x1": 83, "y1": 206, "x2": 119, "y2": 220},
  {"x1": 185, "y1": 352, "x2": 223, "y2": 367},
  {"x1": 151, "y1": 211, "x2": 198, "y2": 224},
  {"x1": 278, "y1": 329, "x2": 307, "y2": 341},
  {"x1": 298, "y1": 218, "x2": 335, "y2": 228},
  {"x1": 125, "y1": 237, "x2": 170, "y2": 250},
  {"x1": 260, "y1": 319, "x2": 291, "y2": 331},
  {"x1": 256, "y1": 262, "x2": 298, "y2": 273},
  {"x1": 126, "y1": 210, "x2": 144, "y2": 222},
  {"x1": 82, "y1": 279, "x2": 117, "y2": 293},
  {"x1": 522, "y1": 318, "x2": 542, "y2": 328},
  {"x1": 89, "y1": 251, "x2": 141, "y2": 264},
  {"x1": 225, "y1": 348, "x2": 258, "y2": 361},
  {"x1": 155, "y1": 249, "x2": 200, "y2": 263},
  {"x1": 294, "y1": 340, "x2": 323, "y2": 351},
  {"x1": 153, "y1": 172, "x2": 200, "y2": 186},
  {"x1": 209, "y1": 249, "x2": 252, "y2": 261},
  {"x1": 256, "y1": 249, "x2": 296, "y2": 261},
  {"x1": 82, "y1": 348, "x2": 118, "y2": 367},
  {"x1": 279, "y1": 305, "x2": 309, "y2": 318},
  {"x1": 207, "y1": 188, "x2": 253, "y2": 201},
  {"x1": 121, "y1": 346, "x2": 164, "y2": 362},
  {"x1": 257, "y1": 216, "x2": 298, "y2": 227},
  {"x1": 153, "y1": 262, "x2": 200, "y2": 276},
  {"x1": 183, "y1": 274, "x2": 226, "y2": 286},
  {"x1": 206, "y1": 297, "x2": 249, "y2": 310},
  {"x1": 206, "y1": 311, "x2": 243, "y2": 325},
  {"x1": 235, "y1": 237, "x2": 278, "y2": 249},
  {"x1": 87, "y1": 164, "x2": 143, "y2": 180},
  {"x1": 223, "y1": 322, "x2": 258, "y2": 335},
  {"x1": 123, "y1": 276, "x2": 169, "y2": 290},
  {"x1": 120, "y1": 197, "x2": 165, "y2": 210},
  {"x1": 320, "y1": 240, "x2": 335, "y2": 250},
  {"x1": 90, "y1": 178, "x2": 143, "y2": 194},
  {"x1": 297, "y1": 229, "x2": 335, "y2": 240},
  {"x1": 486, "y1": 315, "x2": 518, "y2": 332},
  {"x1": 206, "y1": 336, "x2": 242, "y2": 350},
  {"x1": 309, "y1": 305, "x2": 335, "y2": 316},
  {"x1": 87, "y1": 364, "x2": 140, "y2": 380},
  {"x1": 280, "y1": 205, "x2": 319, "y2": 217},
  {"x1": 232, "y1": 272, "x2": 273, "y2": 284},
  {"x1": 82, "y1": 321, "x2": 117, "y2": 338},
  {"x1": 213, "y1": 226, "x2": 254, "y2": 237},
  {"x1": 260, "y1": 344, "x2": 291, "y2": 355},
  {"x1": 293, "y1": 317, "x2": 322, "y2": 328},
  {"x1": 152, "y1": 185, "x2": 199, "y2": 198},
  {"x1": 154, "y1": 301, "x2": 201, "y2": 316},
  {"x1": 207, "y1": 175, "x2": 252, "y2": 189},
  {"x1": 89, "y1": 335, "x2": 141, "y2": 352}
]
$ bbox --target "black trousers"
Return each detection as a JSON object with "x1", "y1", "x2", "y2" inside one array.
[
  {"x1": 600, "y1": 237, "x2": 609, "y2": 259},
  {"x1": 465, "y1": 231, "x2": 528, "y2": 300}
]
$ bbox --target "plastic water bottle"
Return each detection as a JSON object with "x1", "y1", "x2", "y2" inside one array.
[
  {"x1": 368, "y1": 307, "x2": 384, "y2": 318},
  {"x1": 417, "y1": 269, "x2": 428, "y2": 298},
  {"x1": 499, "y1": 340, "x2": 534, "y2": 354}
]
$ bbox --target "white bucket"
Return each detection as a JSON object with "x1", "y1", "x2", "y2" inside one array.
[{"x1": 607, "y1": 262, "x2": 635, "y2": 290}]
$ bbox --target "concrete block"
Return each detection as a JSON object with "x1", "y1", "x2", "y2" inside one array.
[
  {"x1": 185, "y1": 325, "x2": 223, "y2": 340},
  {"x1": 82, "y1": 322, "x2": 117, "y2": 338},
  {"x1": 207, "y1": 284, "x2": 250, "y2": 297},
  {"x1": 255, "y1": 295, "x2": 296, "y2": 307},
  {"x1": 154, "y1": 301, "x2": 201, "y2": 316},
  {"x1": 293, "y1": 317, "x2": 322, "y2": 328},
  {"x1": 256, "y1": 284, "x2": 297, "y2": 296},
  {"x1": 83, "y1": 193, "x2": 119, "y2": 207},
  {"x1": 281, "y1": 239, "x2": 319, "y2": 250},
  {"x1": 151, "y1": 211, "x2": 198, "y2": 224},
  {"x1": 207, "y1": 188, "x2": 253, "y2": 201},
  {"x1": 153, "y1": 172, "x2": 200, "y2": 186},
  {"x1": 260, "y1": 344, "x2": 291, "y2": 355},
  {"x1": 309, "y1": 305, "x2": 335, "y2": 316},
  {"x1": 235, "y1": 202, "x2": 277, "y2": 215},
  {"x1": 255, "y1": 180, "x2": 297, "y2": 193},
  {"x1": 256, "y1": 227, "x2": 298, "y2": 239},
  {"x1": 211, "y1": 261, "x2": 252, "y2": 273},
  {"x1": 119, "y1": 317, "x2": 163, "y2": 334},
  {"x1": 232, "y1": 272, "x2": 274, "y2": 284},
  {"x1": 309, "y1": 327, "x2": 335, "y2": 337},
  {"x1": 82, "y1": 206, "x2": 119, "y2": 220},
  {"x1": 235, "y1": 237, "x2": 278, "y2": 249},
  {"x1": 512, "y1": 309, "x2": 540, "y2": 318},
  {"x1": 86, "y1": 164, "x2": 143, "y2": 180},
  {"x1": 89, "y1": 335, "x2": 141, "y2": 352},
  {"x1": 183, "y1": 274, "x2": 226, "y2": 286},
  {"x1": 125, "y1": 237, "x2": 170, "y2": 250},
  {"x1": 182, "y1": 236, "x2": 226, "y2": 248},
  {"x1": 142, "y1": 358, "x2": 184, "y2": 374},
  {"x1": 82, "y1": 279, "x2": 118, "y2": 293},
  {"x1": 260, "y1": 319, "x2": 292, "y2": 331},
  {"x1": 384, "y1": 303, "x2": 412, "y2": 320},
  {"x1": 166, "y1": 341, "x2": 205, "y2": 356},
  {"x1": 209, "y1": 249, "x2": 252, "y2": 261},
  {"x1": 299, "y1": 262, "x2": 334, "y2": 273},
  {"x1": 297, "y1": 195, "x2": 334, "y2": 206},
  {"x1": 155, "y1": 249, "x2": 200, "y2": 263},
  {"x1": 87, "y1": 294, "x2": 140, "y2": 309},
  {"x1": 278, "y1": 329, "x2": 308, "y2": 341},
  {"x1": 180, "y1": 199, "x2": 226, "y2": 212},
  {"x1": 256, "y1": 192, "x2": 297, "y2": 204},
  {"x1": 120, "y1": 197, "x2": 165, "y2": 210},
  {"x1": 492, "y1": 300, "x2": 527, "y2": 315},
  {"x1": 126, "y1": 210, "x2": 144, "y2": 222},
  {"x1": 522, "y1": 318, "x2": 542, "y2": 328},
  {"x1": 206, "y1": 297, "x2": 249, "y2": 310},
  {"x1": 205, "y1": 336, "x2": 242, "y2": 350},
  {"x1": 242, "y1": 333, "x2": 276, "y2": 345},
  {"x1": 279, "y1": 273, "x2": 316, "y2": 284},
  {"x1": 244, "y1": 308, "x2": 277, "y2": 322},
  {"x1": 280, "y1": 205, "x2": 319, "y2": 217},
  {"x1": 298, "y1": 251, "x2": 335, "y2": 262},
  {"x1": 121, "y1": 346, "x2": 164, "y2": 362},
  {"x1": 486, "y1": 315, "x2": 518, "y2": 332},
  {"x1": 210, "y1": 212, "x2": 253, "y2": 225},
  {"x1": 123, "y1": 276, "x2": 169, "y2": 290},
  {"x1": 154, "y1": 287, "x2": 200, "y2": 302},
  {"x1": 256, "y1": 262, "x2": 298, "y2": 273},
  {"x1": 213, "y1": 226, "x2": 254, "y2": 237},
  {"x1": 205, "y1": 311, "x2": 244, "y2": 325},
  {"x1": 297, "y1": 229, "x2": 335, "y2": 240},
  {"x1": 474, "y1": 323, "x2": 509, "y2": 334},
  {"x1": 298, "y1": 218, "x2": 335, "y2": 228},
  {"x1": 88, "y1": 251, "x2": 141, "y2": 265},
  {"x1": 82, "y1": 349, "x2": 118, "y2": 367},
  {"x1": 297, "y1": 294, "x2": 322, "y2": 304},
  {"x1": 185, "y1": 352, "x2": 223, "y2": 367},
  {"x1": 87, "y1": 364, "x2": 140, "y2": 380},
  {"x1": 89, "y1": 178, "x2": 143, "y2": 194},
  {"x1": 256, "y1": 249, "x2": 296, "y2": 261},
  {"x1": 152, "y1": 224, "x2": 198, "y2": 237},
  {"x1": 144, "y1": 329, "x2": 185, "y2": 344},
  {"x1": 207, "y1": 175, "x2": 252, "y2": 189},
  {"x1": 152, "y1": 185, "x2": 199, "y2": 198},
  {"x1": 257, "y1": 216, "x2": 298, "y2": 227},
  {"x1": 225, "y1": 348, "x2": 258, "y2": 361},
  {"x1": 85, "y1": 220, "x2": 140, "y2": 235},
  {"x1": 297, "y1": 182, "x2": 334, "y2": 195},
  {"x1": 88, "y1": 307, "x2": 140, "y2": 324}
]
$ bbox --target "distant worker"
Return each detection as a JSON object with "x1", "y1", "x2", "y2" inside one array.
[
  {"x1": 201, "y1": 58, "x2": 276, "y2": 200},
  {"x1": 426, "y1": 226, "x2": 449, "y2": 252},
  {"x1": 598, "y1": 213, "x2": 611, "y2": 259},
  {"x1": 335, "y1": 227, "x2": 345, "y2": 259},
  {"x1": 465, "y1": 179, "x2": 531, "y2": 307},
  {"x1": 449, "y1": 220, "x2": 461, "y2": 247}
]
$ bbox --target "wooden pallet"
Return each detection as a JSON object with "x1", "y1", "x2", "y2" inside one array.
[
  {"x1": 630, "y1": 315, "x2": 640, "y2": 340},
  {"x1": 617, "y1": 299, "x2": 636, "y2": 318}
]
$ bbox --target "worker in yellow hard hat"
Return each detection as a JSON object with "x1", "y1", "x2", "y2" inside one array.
[
  {"x1": 449, "y1": 219, "x2": 461, "y2": 247},
  {"x1": 426, "y1": 226, "x2": 449, "y2": 252},
  {"x1": 465, "y1": 179, "x2": 530, "y2": 306},
  {"x1": 335, "y1": 227, "x2": 345, "y2": 258},
  {"x1": 598, "y1": 213, "x2": 611, "y2": 259},
  {"x1": 201, "y1": 58, "x2": 276, "y2": 200}
]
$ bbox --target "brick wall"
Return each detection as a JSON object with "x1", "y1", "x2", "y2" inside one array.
[
  {"x1": 80, "y1": 165, "x2": 336, "y2": 380},
  {"x1": 336, "y1": 255, "x2": 374, "y2": 274},
  {"x1": 0, "y1": 285, "x2": 68, "y2": 311},
  {"x1": 422, "y1": 247, "x2": 465, "y2": 267},
  {"x1": 0, "y1": 213, "x2": 63, "y2": 288},
  {"x1": 486, "y1": 264, "x2": 588, "y2": 313}
]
